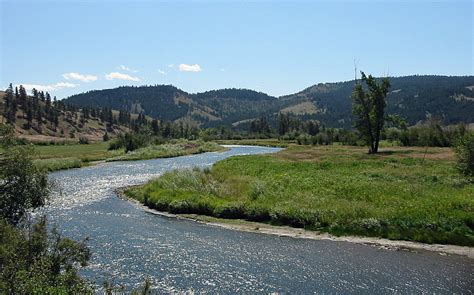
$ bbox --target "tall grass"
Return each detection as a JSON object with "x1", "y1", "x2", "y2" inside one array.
[
  {"x1": 33, "y1": 157, "x2": 83, "y2": 171},
  {"x1": 107, "y1": 141, "x2": 224, "y2": 162},
  {"x1": 126, "y1": 145, "x2": 474, "y2": 246}
]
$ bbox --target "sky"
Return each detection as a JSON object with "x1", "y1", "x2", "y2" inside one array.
[{"x1": 0, "y1": 0, "x2": 472, "y2": 99}]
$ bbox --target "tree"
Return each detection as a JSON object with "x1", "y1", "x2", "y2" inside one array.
[
  {"x1": 103, "y1": 131, "x2": 110, "y2": 142},
  {"x1": 352, "y1": 72, "x2": 390, "y2": 154},
  {"x1": 4, "y1": 84, "x2": 16, "y2": 123},
  {"x1": 0, "y1": 124, "x2": 91, "y2": 292},
  {"x1": 278, "y1": 113, "x2": 290, "y2": 135},
  {"x1": 0, "y1": 217, "x2": 91, "y2": 293},
  {"x1": 454, "y1": 133, "x2": 474, "y2": 178},
  {"x1": 0, "y1": 129, "x2": 50, "y2": 225}
]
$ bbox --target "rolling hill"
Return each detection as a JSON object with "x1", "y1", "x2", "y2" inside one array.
[
  {"x1": 0, "y1": 91, "x2": 131, "y2": 142},
  {"x1": 63, "y1": 75, "x2": 474, "y2": 128}
]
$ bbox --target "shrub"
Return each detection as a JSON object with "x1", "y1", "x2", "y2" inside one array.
[
  {"x1": 454, "y1": 133, "x2": 474, "y2": 177},
  {"x1": 214, "y1": 203, "x2": 246, "y2": 219},
  {"x1": 78, "y1": 137, "x2": 89, "y2": 144}
]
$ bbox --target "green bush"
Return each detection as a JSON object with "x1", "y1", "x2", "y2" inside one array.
[
  {"x1": 454, "y1": 133, "x2": 474, "y2": 177},
  {"x1": 78, "y1": 137, "x2": 89, "y2": 144}
]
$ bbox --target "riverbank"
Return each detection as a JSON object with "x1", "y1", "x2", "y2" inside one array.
[
  {"x1": 30, "y1": 140, "x2": 224, "y2": 171},
  {"x1": 116, "y1": 187, "x2": 474, "y2": 259},
  {"x1": 107, "y1": 141, "x2": 225, "y2": 161},
  {"x1": 213, "y1": 139, "x2": 293, "y2": 148},
  {"x1": 124, "y1": 145, "x2": 474, "y2": 247}
]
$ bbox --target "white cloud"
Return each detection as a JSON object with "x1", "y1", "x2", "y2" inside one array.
[
  {"x1": 167, "y1": 64, "x2": 174, "y2": 68},
  {"x1": 105, "y1": 72, "x2": 140, "y2": 81},
  {"x1": 158, "y1": 69, "x2": 166, "y2": 75},
  {"x1": 62, "y1": 72, "x2": 98, "y2": 82},
  {"x1": 18, "y1": 82, "x2": 79, "y2": 92},
  {"x1": 179, "y1": 63, "x2": 202, "y2": 72},
  {"x1": 117, "y1": 65, "x2": 138, "y2": 73}
]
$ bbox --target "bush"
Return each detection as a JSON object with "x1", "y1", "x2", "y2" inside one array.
[
  {"x1": 454, "y1": 133, "x2": 474, "y2": 177},
  {"x1": 108, "y1": 133, "x2": 148, "y2": 152},
  {"x1": 0, "y1": 218, "x2": 91, "y2": 293},
  {"x1": 78, "y1": 137, "x2": 89, "y2": 144}
]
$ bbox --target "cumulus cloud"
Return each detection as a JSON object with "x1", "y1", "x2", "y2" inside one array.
[
  {"x1": 62, "y1": 72, "x2": 98, "y2": 82},
  {"x1": 18, "y1": 82, "x2": 79, "y2": 92},
  {"x1": 158, "y1": 69, "x2": 166, "y2": 75},
  {"x1": 105, "y1": 72, "x2": 140, "y2": 81},
  {"x1": 117, "y1": 65, "x2": 138, "y2": 73},
  {"x1": 179, "y1": 63, "x2": 202, "y2": 72}
]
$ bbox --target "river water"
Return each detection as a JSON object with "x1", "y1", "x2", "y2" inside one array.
[{"x1": 46, "y1": 146, "x2": 473, "y2": 293}]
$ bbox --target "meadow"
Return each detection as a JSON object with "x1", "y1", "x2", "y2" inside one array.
[{"x1": 125, "y1": 145, "x2": 474, "y2": 246}]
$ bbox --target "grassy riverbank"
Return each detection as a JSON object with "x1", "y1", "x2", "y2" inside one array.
[
  {"x1": 29, "y1": 142, "x2": 119, "y2": 171},
  {"x1": 7, "y1": 140, "x2": 223, "y2": 171},
  {"x1": 107, "y1": 141, "x2": 225, "y2": 161},
  {"x1": 125, "y1": 145, "x2": 474, "y2": 246},
  {"x1": 214, "y1": 138, "x2": 293, "y2": 147}
]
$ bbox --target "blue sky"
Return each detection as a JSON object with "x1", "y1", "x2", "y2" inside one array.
[{"x1": 1, "y1": 0, "x2": 472, "y2": 98}]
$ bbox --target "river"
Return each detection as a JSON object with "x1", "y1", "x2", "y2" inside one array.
[{"x1": 46, "y1": 146, "x2": 473, "y2": 293}]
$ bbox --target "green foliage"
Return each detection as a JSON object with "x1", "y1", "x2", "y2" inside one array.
[
  {"x1": 0, "y1": 144, "x2": 50, "y2": 225},
  {"x1": 0, "y1": 217, "x2": 91, "y2": 293},
  {"x1": 399, "y1": 122, "x2": 468, "y2": 147},
  {"x1": 78, "y1": 136, "x2": 90, "y2": 144},
  {"x1": 103, "y1": 132, "x2": 110, "y2": 142},
  {"x1": 0, "y1": 124, "x2": 17, "y2": 147},
  {"x1": 108, "y1": 132, "x2": 148, "y2": 152},
  {"x1": 352, "y1": 72, "x2": 390, "y2": 153},
  {"x1": 127, "y1": 145, "x2": 474, "y2": 246},
  {"x1": 454, "y1": 133, "x2": 474, "y2": 178},
  {"x1": 0, "y1": 125, "x2": 91, "y2": 292},
  {"x1": 33, "y1": 157, "x2": 83, "y2": 171}
]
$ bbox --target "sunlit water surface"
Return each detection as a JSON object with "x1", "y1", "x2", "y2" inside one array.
[{"x1": 45, "y1": 146, "x2": 473, "y2": 293}]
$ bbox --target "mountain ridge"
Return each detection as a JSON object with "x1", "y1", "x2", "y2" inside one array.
[{"x1": 63, "y1": 75, "x2": 474, "y2": 128}]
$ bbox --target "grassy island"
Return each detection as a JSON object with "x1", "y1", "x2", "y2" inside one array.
[{"x1": 125, "y1": 145, "x2": 474, "y2": 246}]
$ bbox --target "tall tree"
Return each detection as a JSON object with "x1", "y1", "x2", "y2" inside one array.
[
  {"x1": 0, "y1": 124, "x2": 91, "y2": 293},
  {"x1": 352, "y1": 72, "x2": 390, "y2": 154},
  {"x1": 0, "y1": 124, "x2": 50, "y2": 225},
  {"x1": 4, "y1": 84, "x2": 16, "y2": 123}
]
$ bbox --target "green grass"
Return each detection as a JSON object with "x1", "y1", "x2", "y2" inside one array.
[
  {"x1": 33, "y1": 157, "x2": 83, "y2": 172},
  {"x1": 107, "y1": 141, "x2": 225, "y2": 162},
  {"x1": 126, "y1": 145, "x2": 474, "y2": 246},
  {"x1": 10, "y1": 140, "x2": 223, "y2": 172},
  {"x1": 34, "y1": 142, "x2": 119, "y2": 162},
  {"x1": 27, "y1": 142, "x2": 123, "y2": 171}
]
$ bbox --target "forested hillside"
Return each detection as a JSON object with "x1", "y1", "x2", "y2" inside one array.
[
  {"x1": 0, "y1": 85, "x2": 130, "y2": 141},
  {"x1": 62, "y1": 75, "x2": 474, "y2": 128},
  {"x1": 283, "y1": 75, "x2": 474, "y2": 127},
  {"x1": 0, "y1": 84, "x2": 206, "y2": 142}
]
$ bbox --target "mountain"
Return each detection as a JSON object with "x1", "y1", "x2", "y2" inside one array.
[
  {"x1": 63, "y1": 75, "x2": 474, "y2": 128},
  {"x1": 282, "y1": 75, "x2": 474, "y2": 127},
  {"x1": 65, "y1": 86, "x2": 294, "y2": 127}
]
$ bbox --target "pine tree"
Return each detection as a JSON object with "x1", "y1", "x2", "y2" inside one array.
[{"x1": 4, "y1": 84, "x2": 14, "y2": 123}]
